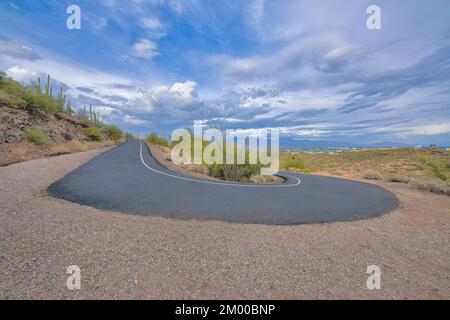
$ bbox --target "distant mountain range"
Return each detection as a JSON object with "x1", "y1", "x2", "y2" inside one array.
[{"x1": 280, "y1": 138, "x2": 416, "y2": 149}]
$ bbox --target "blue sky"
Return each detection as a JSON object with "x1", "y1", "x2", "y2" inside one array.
[{"x1": 1, "y1": 0, "x2": 450, "y2": 146}]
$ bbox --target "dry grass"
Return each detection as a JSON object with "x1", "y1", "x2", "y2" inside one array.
[
  {"x1": 361, "y1": 170, "x2": 384, "y2": 180},
  {"x1": 281, "y1": 148, "x2": 450, "y2": 195}
]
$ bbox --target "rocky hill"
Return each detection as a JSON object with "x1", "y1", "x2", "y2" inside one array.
[{"x1": 0, "y1": 73, "x2": 125, "y2": 166}]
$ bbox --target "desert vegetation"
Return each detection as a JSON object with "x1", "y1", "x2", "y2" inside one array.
[
  {"x1": 280, "y1": 153, "x2": 312, "y2": 173},
  {"x1": 280, "y1": 148, "x2": 450, "y2": 195},
  {"x1": 83, "y1": 127, "x2": 103, "y2": 142},
  {"x1": 146, "y1": 132, "x2": 169, "y2": 146},
  {"x1": 123, "y1": 132, "x2": 136, "y2": 139},
  {"x1": 104, "y1": 124, "x2": 124, "y2": 141},
  {"x1": 0, "y1": 72, "x2": 125, "y2": 142},
  {"x1": 0, "y1": 72, "x2": 73, "y2": 115},
  {"x1": 22, "y1": 127, "x2": 50, "y2": 145},
  {"x1": 0, "y1": 72, "x2": 125, "y2": 165},
  {"x1": 145, "y1": 132, "x2": 279, "y2": 183}
]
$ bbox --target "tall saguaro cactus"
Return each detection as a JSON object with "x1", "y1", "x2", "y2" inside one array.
[
  {"x1": 35, "y1": 77, "x2": 42, "y2": 96},
  {"x1": 56, "y1": 87, "x2": 66, "y2": 112},
  {"x1": 45, "y1": 75, "x2": 51, "y2": 96},
  {"x1": 66, "y1": 100, "x2": 72, "y2": 116}
]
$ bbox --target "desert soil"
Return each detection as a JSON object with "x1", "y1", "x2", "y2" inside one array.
[{"x1": 0, "y1": 148, "x2": 449, "y2": 299}]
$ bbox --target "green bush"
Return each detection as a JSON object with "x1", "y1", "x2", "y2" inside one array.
[
  {"x1": 281, "y1": 154, "x2": 310, "y2": 172},
  {"x1": 0, "y1": 72, "x2": 77, "y2": 115},
  {"x1": 0, "y1": 73, "x2": 31, "y2": 108},
  {"x1": 83, "y1": 127, "x2": 102, "y2": 141},
  {"x1": 25, "y1": 93, "x2": 58, "y2": 114},
  {"x1": 157, "y1": 136, "x2": 168, "y2": 146},
  {"x1": 208, "y1": 163, "x2": 224, "y2": 178},
  {"x1": 146, "y1": 133, "x2": 168, "y2": 146},
  {"x1": 147, "y1": 133, "x2": 158, "y2": 144},
  {"x1": 103, "y1": 124, "x2": 123, "y2": 141},
  {"x1": 0, "y1": 91, "x2": 27, "y2": 107},
  {"x1": 418, "y1": 155, "x2": 449, "y2": 181},
  {"x1": 22, "y1": 127, "x2": 50, "y2": 145},
  {"x1": 207, "y1": 163, "x2": 263, "y2": 182}
]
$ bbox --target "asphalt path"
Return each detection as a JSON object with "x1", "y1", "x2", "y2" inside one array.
[{"x1": 48, "y1": 139, "x2": 399, "y2": 224}]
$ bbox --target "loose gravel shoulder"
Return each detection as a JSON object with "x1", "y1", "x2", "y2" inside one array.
[{"x1": 0, "y1": 149, "x2": 449, "y2": 299}]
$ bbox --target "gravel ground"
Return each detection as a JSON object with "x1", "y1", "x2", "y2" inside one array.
[{"x1": 0, "y1": 148, "x2": 449, "y2": 299}]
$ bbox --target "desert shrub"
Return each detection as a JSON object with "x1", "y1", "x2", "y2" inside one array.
[
  {"x1": 0, "y1": 73, "x2": 31, "y2": 108},
  {"x1": 208, "y1": 163, "x2": 224, "y2": 178},
  {"x1": 0, "y1": 72, "x2": 79, "y2": 116},
  {"x1": 146, "y1": 133, "x2": 168, "y2": 146},
  {"x1": 147, "y1": 133, "x2": 158, "y2": 144},
  {"x1": 281, "y1": 154, "x2": 311, "y2": 172},
  {"x1": 75, "y1": 115, "x2": 90, "y2": 128},
  {"x1": 208, "y1": 163, "x2": 262, "y2": 182},
  {"x1": 361, "y1": 170, "x2": 383, "y2": 180},
  {"x1": 429, "y1": 161, "x2": 448, "y2": 181},
  {"x1": 25, "y1": 92, "x2": 58, "y2": 114},
  {"x1": 168, "y1": 136, "x2": 278, "y2": 182},
  {"x1": 418, "y1": 155, "x2": 448, "y2": 181},
  {"x1": 409, "y1": 176, "x2": 450, "y2": 196},
  {"x1": 157, "y1": 136, "x2": 169, "y2": 146},
  {"x1": 103, "y1": 124, "x2": 123, "y2": 141},
  {"x1": 0, "y1": 73, "x2": 61, "y2": 114},
  {"x1": 124, "y1": 132, "x2": 135, "y2": 139},
  {"x1": 22, "y1": 127, "x2": 50, "y2": 145},
  {"x1": 203, "y1": 142, "x2": 264, "y2": 182},
  {"x1": 0, "y1": 91, "x2": 27, "y2": 107},
  {"x1": 386, "y1": 174, "x2": 409, "y2": 183},
  {"x1": 83, "y1": 127, "x2": 102, "y2": 142}
]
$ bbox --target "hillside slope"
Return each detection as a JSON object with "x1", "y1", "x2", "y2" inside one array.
[{"x1": 0, "y1": 73, "x2": 123, "y2": 166}]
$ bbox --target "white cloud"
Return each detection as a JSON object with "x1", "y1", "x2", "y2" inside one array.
[
  {"x1": 140, "y1": 16, "x2": 163, "y2": 30},
  {"x1": 410, "y1": 124, "x2": 450, "y2": 135},
  {"x1": 324, "y1": 46, "x2": 356, "y2": 61},
  {"x1": 130, "y1": 39, "x2": 159, "y2": 59},
  {"x1": 372, "y1": 123, "x2": 450, "y2": 137},
  {"x1": 169, "y1": 80, "x2": 198, "y2": 98},
  {"x1": 137, "y1": 80, "x2": 203, "y2": 115},
  {"x1": 6, "y1": 65, "x2": 38, "y2": 82},
  {"x1": 0, "y1": 39, "x2": 40, "y2": 60},
  {"x1": 123, "y1": 114, "x2": 148, "y2": 125}
]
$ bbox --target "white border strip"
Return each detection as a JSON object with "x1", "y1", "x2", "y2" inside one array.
[{"x1": 139, "y1": 141, "x2": 301, "y2": 188}]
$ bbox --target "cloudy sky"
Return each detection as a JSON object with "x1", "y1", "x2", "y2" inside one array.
[{"x1": 1, "y1": 0, "x2": 450, "y2": 146}]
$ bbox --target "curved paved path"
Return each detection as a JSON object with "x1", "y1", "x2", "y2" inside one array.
[{"x1": 48, "y1": 139, "x2": 399, "y2": 224}]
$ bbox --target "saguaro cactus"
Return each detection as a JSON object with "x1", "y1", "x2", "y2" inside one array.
[
  {"x1": 66, "y1": 100, "x2": 72, "y2": 116},
  {"x1": 56, "y1": 87, "x2": 66, "y2": 112},
  {"x1": 36, "y1": 77, "x2": 42, "y2": 95},
  {"x1": 45, "y1": 75, "x2": 51, "y2": 96}
]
